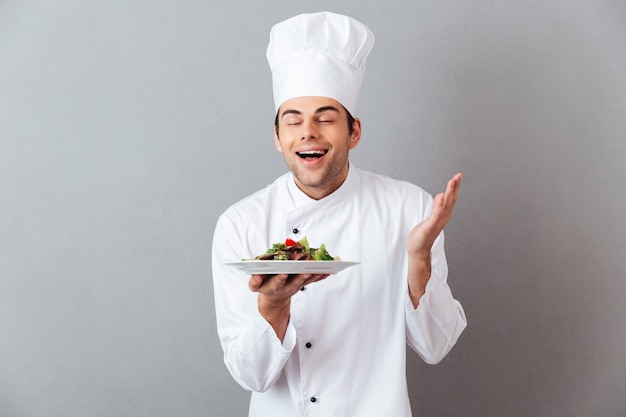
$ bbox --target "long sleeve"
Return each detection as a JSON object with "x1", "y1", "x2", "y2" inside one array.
[
  {"x1": 210, "y1": 167, "x2": 466, "y2": 416},
  {"x1": 212, "y1": 214, "x2": 296, "y2": 392},
  {"x1": 405, "y1": 231, "x2": 467, "y2": 364}
]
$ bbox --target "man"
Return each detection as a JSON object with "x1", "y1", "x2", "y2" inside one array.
[{"x1": 212, "y1": 11, "x2": 466, "y2": 417}]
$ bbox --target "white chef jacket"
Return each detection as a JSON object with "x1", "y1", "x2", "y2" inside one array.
[{"x1": 212, "y1": 164, "x2": 466, "y2": 417}]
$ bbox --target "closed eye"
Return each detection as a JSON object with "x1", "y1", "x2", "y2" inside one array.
[
  {"x1": 317, "y1": 116, "x2": 336, "y2": 124},
  {"x1": 284, "y1": 117, "x2": 302, "y2": 126}
]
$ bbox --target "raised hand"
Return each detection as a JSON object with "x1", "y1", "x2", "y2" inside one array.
[{"x1": 407, "y1": 173, "x2": 462, "y2": 306}]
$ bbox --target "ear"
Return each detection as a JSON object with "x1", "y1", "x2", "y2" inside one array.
[
  {"x1": 349, "y1": 118, "x2": 362, "y2": 150},
  {"x1": 273, "y1": 125, "x2": 283, "y2": 153}
]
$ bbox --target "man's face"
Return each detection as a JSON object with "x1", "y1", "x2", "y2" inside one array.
[{"x1": 274, "y1": 96, "x2": 361, "y2": 200}]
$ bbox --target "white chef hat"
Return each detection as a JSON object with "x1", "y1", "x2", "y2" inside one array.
[{"x1": 266, "y1": 11, "x2": 375, "y2": 116}]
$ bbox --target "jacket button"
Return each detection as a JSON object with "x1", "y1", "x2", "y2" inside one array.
[
  {"x1": 310, "y1": 397, "x2": 317, "y2": 403},
  {"x1": 305, "y1": 342, "x2": 312, "y2": 348},
  {"x1": 292, "y1": 228, "x2": 299, "y2": 234}
]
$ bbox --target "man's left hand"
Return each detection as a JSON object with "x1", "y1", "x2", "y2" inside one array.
[{"x1": 406, "y1": 172, "x2": 462, "y2": 306}]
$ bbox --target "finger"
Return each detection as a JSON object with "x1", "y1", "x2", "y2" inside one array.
[
  {"x1": 316, "y1": 273, "x2": 330, "y2": 282},
  {"x1": 452, "y1": 172, "x2": 463, "y2": 200},
  {"x1": 271, "y1": 273, "x2": 310, "y2": 293},
  {"x1": 306, "y1": 274, "x2": 326, "y2": 283},
  {"x1": 299, "y1": 273, "x2": 330, "y2": 288},
  {"x1": 430, "y1": 192, "x2": 445, "y2": 220},
  {"x1": 433, "y1": 192, "x2": 445, "y2": 208},
  {"x1": 445, "y1": 175, "x2": 459, "y2": 198},
  {"x1": 297, "y1": 273, "x2": 318, "y2": 287},
  {"x1": 448, "y1": 172, "x2": 462, "y2": 185},
  {"x1": 249, "y1": 273, "x2": 288, "y2": 292},
  {"x1": 248, "y1": 274, "x2": 264, "y2": 291},
  {"x1": 271, "y1": 273, "x2": 290, "y2": 288},
  {"x1": 444, "y1": 173, "x2": 462, "y2": 208}
]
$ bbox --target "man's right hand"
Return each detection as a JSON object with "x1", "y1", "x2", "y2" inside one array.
[{"x1": 249, "y1": 273, "x2": 329, "y2": 341}]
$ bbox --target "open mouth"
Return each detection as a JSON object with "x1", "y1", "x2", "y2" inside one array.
[{"x1": 296, "y1": 150, "x2": 327, "y2": 159}]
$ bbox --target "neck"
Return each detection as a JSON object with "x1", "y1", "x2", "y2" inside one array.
[{"x1": 295, "y1": 161, "x2": 350, "y2": 200}]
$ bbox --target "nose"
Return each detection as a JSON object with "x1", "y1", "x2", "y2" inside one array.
[{"x1": 300, "y1": 118, "x2": 319, "y2": 140}]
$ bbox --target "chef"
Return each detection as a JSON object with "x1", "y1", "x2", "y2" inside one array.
[{"x1": 212, "y1": 11, "x2": 466, "y2": 417}]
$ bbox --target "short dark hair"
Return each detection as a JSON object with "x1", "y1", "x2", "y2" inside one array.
[{"x1": 274, "y1": 106, "x2": 356, "y2": 137}]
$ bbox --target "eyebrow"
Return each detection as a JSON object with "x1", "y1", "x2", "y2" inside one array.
[{"x1": 280, "y1": 105, "x2": 340, "y2": 119}]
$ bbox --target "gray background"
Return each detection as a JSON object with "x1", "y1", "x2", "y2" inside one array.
[{"x1": 1, "y1": 0, "x2": 625, "y2": 416}]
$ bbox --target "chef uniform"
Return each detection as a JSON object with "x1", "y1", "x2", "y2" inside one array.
[{"x1": 212, "y1": 11, "x2": 466, "y2": 417}]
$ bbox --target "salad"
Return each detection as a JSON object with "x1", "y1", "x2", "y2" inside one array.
[{"x1": 252, "y1": 236, "x2": 339, "y2": 261}]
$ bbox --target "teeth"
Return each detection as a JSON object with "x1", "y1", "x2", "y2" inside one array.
[{"x1": 298, "y1": 150, "x2": 326, "y2": 156}]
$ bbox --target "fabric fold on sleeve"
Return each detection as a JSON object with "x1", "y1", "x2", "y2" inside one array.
[
  {"x1": 405, "y1": 279, "x2": 467, "y2": 364},
  {"x1": 224, "y1": 308, "x2": 297, "y2": 393},
  {"x1": 404, "y1": 232, "x2": 466, "y2": 364}
]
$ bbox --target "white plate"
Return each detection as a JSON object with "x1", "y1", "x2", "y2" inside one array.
[{"x1": 223, "y1": 260, "x2": 360, "y2": 275}]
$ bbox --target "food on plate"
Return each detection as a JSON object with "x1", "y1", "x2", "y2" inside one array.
[{"x1": 252, "y1": 237, "x2": 339, "y2": 261}]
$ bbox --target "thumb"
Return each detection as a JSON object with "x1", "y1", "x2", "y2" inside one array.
[{"x1": 249, "y1": 275, "x2": 263, "y2": 291}]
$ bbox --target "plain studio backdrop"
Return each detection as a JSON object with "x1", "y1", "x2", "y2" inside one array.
[{"x1": 1, "y1": 1, "x2": 625, "y2": 416}]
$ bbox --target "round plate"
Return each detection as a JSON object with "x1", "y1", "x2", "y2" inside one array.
[{"x1": 223, "y1": 260, "x2": 360, "y2": 275}]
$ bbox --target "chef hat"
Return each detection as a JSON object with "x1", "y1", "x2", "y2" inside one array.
[{"x1": 266, "y1": 11, "x2": 375, "y2": 116}]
